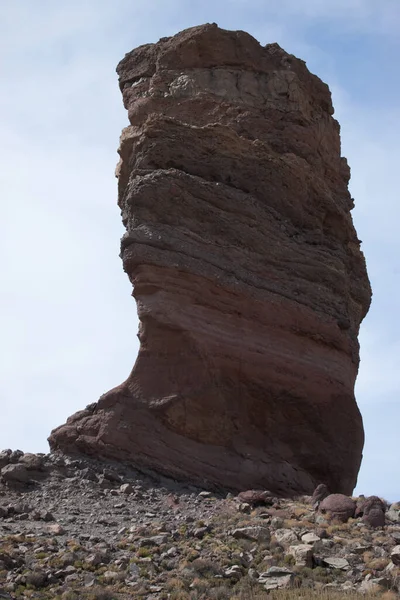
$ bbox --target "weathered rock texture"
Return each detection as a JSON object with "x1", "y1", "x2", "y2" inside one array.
[{"x1": 49, "y1": 24, "x2": 371, "y2": 496}]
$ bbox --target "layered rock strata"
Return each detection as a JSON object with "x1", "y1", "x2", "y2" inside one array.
[{"x1": 49, "y1": 24, "x2": 371, "y2": 496}]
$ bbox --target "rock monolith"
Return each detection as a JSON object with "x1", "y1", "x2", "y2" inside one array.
[{"x1": 49, "y1": 24, "x2": 371, "y2": 495}]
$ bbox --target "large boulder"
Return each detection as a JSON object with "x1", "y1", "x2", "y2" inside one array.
[
  {"x1": 48, "y1": 24, "x2": 371, "y2": 495},
  {"x1": 19, "y1": 453, "x2": 44, "y2": 471},
  {"x1": 362, "y1": 496, "x2": 386, "y2": 528},
  {"x1": 318, "y1": 494, "x2": 356, "y2": 522},
  {"x1": 1, "y1": 463, "x2": 30, "y2": 484}
]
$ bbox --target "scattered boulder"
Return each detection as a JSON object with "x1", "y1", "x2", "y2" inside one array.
[
  {"x1": 359, "y1": 576, "x2": 391, "y2": 594},
  {"x1": 224, "y1": 565, "x2": 244, "y2": 580},
  {"x1": 390, "y1": 545, "x2": 400, "y2": 566},
  {"x1": 288, "y1": 544, "x2": 313, "y2": 567},
  {"x1": 237, "y1": 490, "x2": 273, "y2": 507},
  {"x1": 273, "y1": 529, "x2": 298, "y2": 546},
  {"x1": 311, "y1": 483, "x2": 329, "y2": 508},
  {"x1": 0, "y1": 450, "x2": 11, "y2": 469},
  {"x1": 18, "y1": 453, "x2": 43, "y2": 471},
  {"x1": 354, "y1": 494, "x2": 366, "y2": 517},
  {"x1": 319, "y1": 494, "x2": 356, "y2": 522},
  {"x1": 387, "y1": 502, "x2": 400, "y2": 523},
  {"x1": 1, "y1": 463, "x2": 30, "y2": 484},
  {"x1": 301, "y1": 532, "x2": 321, "y2": 545},
  {"x1": 25, "y1": 570, "x2": 47, "y2": 588},
  {"x1": 47, "y1": 523, "x2": 66, "y2": 536},
  {"x1": 322, "y1": 557, "x2": 350, "y2": 570},
  {"x1": 0, "y1": 449, "x2": 398, "y2": 597},
  {"x1": 9, "y1": 449, "x2": 24, "y2": 463},
  {"x1": 362, "y1": 496, "x2": 386, "y2": 528},
  {"x1": 120, "y1": 483, "x2": 134, "y2": 494},
  {"x1": 230, "y1": 526, "x2": 270, "y2": 543},
  {"x1": 259, "y1": 566, "x2": 295, "y2": 590}
]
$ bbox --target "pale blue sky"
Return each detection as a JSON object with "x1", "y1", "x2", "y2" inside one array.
[{"x1": 1, "y1": 1, "x2": 399, "y2": 500}]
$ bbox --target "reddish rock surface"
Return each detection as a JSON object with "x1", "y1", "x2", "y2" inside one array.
[{"x1": 49, "y1": 24, "x2": 371, "y2": 495}]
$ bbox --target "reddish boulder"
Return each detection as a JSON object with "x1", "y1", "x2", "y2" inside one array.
[
  {"x1": 48, "y1": 24, "x2": 371, "y2": 495},
  {"x1": 237, "y1": 490, "x2": 274, "y2": 507},
  {"x1": 319, "y1": 494, "x2": 356, "y2": 522},
  {"x1": 362, "y1": 496, "x2": 386, "y2": 528}
]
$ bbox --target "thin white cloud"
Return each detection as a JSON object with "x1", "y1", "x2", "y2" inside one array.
[{"x1": 228, "y1": 0, "x2": 400, "y2": 35}]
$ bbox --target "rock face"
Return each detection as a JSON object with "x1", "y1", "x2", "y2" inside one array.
[{"x1": 48, "y1": 24, "x2": 371, "y2": 495}]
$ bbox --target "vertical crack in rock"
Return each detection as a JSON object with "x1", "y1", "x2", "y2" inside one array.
[{"x1": 49, "y1": 24, "x2": 372, "y2": 496}]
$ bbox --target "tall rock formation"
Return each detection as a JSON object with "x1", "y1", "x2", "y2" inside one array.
[{"x1": 49, "y1": 24, "x2": 371, "y2": 496}]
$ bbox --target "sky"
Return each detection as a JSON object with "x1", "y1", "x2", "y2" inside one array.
[{"x1": 1, "y1": 0, "x2": 399, "y2": 501}]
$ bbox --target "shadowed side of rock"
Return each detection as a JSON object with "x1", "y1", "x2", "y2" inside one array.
[{"x1": 49, "y1": 24, "x2": 371, "y2": 496}]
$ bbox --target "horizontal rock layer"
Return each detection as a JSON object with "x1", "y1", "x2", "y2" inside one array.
[{"x1": 49, "y1": 24, "x2": 371, "y2": 496}]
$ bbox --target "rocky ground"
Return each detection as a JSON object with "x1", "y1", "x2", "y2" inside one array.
[{"x1": 0, "y1": 450, "x2": 399, "y2": 599}]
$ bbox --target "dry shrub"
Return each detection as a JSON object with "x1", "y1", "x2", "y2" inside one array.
[
  {"x1": 367, "y1": 557, "x2": 390, "y2": 571},
  {"x1": 380, "y1": 593, "x2": 398, "y2": 600}
]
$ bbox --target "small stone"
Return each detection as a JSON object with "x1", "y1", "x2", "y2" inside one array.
[
  {"x1": 301, "y1": 532, "x2": 320, "y2": 544},
  {"x1": 352, "y1": 544, "x2": 372, "y2": 554},
  {"x1": 231, "y1": 526, "x2": 270, "y2": 543},
  {"x1": 259, "y1": 567, "x2": 294, "y2": 591},
  {"x1": 84, "y1": 574, "x2": 96, "y2": 587},
  {"x1": 359, "y1": 577, "x2": 390, "y2": 594},
  {"x1": 198, "y1": 491, "x2": 212, "y2": 498},
  {"x1": 248, "y1": 567, "x2": 258, "y2": 580},
  {"x1": 322, "y1": 557, "x2": 349, "y2": 570},
  {"x1": 80, "y1": 467, "x2": 97, "y2": 481},
  {"x1": 288, "y1": 544, "x2": 313, "y2": 567},
  {"x1": 237, "y1": 490, "x2": 273, "y2": 507},
  {"x1": 120, "y1": 483, "x2": 134, "y2": 494},
  {"x1": 387, "y1": 502, "x2": 400, "y2": 522},
  {"x1": 103, "y1": 469, "x2": 121, "y2": 483},
  {"x1": 129, "y1": 563, "x2": 140, "y2": 578},
  {"x1": 140, "y1": 535, "x2": 168, "y2": 547},
  {"x1": 224, "y1": 565, "x2": 243, "y2": 579},
  {"x1": 270, "y1": 517, "x2": 283, "y2": 528},
  {"x1": 390, "y1": 545, "x2": 400, "y2": 566},
  {"x1": 47, "y1": 523, "x2": 65, "y2": 535},
  {"x1": 97, "y1": 475, "x2": 113, "y2": 489},
  {"x1": 25, "y1": 570, "x2": 47, "y2": 588},
  {"x1": 193, "y1": 526, "x2": 209, "y2": 539},
  {"x1": 273, "y1": 529, "x2": 298, "y2": 546},
  {"x1": 102, "y1": 570, "x2": 119, "y2": 583}
]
